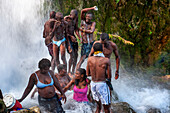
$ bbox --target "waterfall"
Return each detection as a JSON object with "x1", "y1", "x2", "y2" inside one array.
[{"x1": 0, "y1": 0, "x2": 50, "y2": 93}]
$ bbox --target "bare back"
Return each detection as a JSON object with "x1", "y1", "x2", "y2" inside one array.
[
  {"x1": 43, "y1": 18, "x2": 56, "y2": 38},
  {"x1": 87, "y1": 56, "x2": 111, "y2": 82}
]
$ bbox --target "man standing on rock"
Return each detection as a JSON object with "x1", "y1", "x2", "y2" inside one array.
[
  {"x1": 76, "y1": 6, "x2": 98, "y2": 70},
  {"x1": 64, "y1": 9, "x2": 81, "y2": 74},
  {"x1": 86, "y1": 43, "x2": 111, "y2": 113},
  {"x1": 89, "y1": 33, "x2": 120, "y2": 80}
]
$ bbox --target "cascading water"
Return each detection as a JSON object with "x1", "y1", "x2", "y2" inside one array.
[{"x1": 0, "y1": 0, "x2": 169, "y2": 113}]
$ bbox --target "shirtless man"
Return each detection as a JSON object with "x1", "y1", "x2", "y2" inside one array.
[
  {"x1": 64, "y1": 9, "x2": 81, "y2": 74},
  {"x1": 86, "y1": 43, "x2": 112, "y2": 113},
  {"x1": 43, "y1": 11, "x2": 56, "y2": 58},
  {"x1": 55, "y1": 64, "x2": 71, "y2": 88},
  {"x1": 50, "y1": 12, "x2": 71, "y2": 72},
  {"x1": 89, "y1": 33, "x2": 120, "y2": 80},
  {"x1": 76, "y1": 6, "x2": 97, "y2": 69}
]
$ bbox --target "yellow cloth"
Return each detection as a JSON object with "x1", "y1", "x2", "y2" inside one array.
[{"x1": 94, "y1": 51, "x2": 102, "y2": 55}]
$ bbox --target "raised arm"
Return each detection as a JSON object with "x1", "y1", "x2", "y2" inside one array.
[
  {"x1": 81, "y1": 7, "x2": 95, "y2": 20},
  {"x1": 18, "y1": 74, "x2": 35, "y2": 102},
  {"x1": 112, "y1": 43, "x2": 120, "y2": 79}
]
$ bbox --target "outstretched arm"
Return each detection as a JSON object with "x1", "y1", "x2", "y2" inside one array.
[
  {"x1": 18, "y1": 74, "x2": 35, "y2": 102},
  {"x1": 112, "y1": 43, "x2": 120, "y2": 79},
  {"x1": 63, "y1": 79, "x2": 74, "y2": 92}
]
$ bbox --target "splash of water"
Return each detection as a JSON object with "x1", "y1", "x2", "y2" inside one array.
[{"x1": 0, "y1": 0, "x2": 49, "y2": 93}]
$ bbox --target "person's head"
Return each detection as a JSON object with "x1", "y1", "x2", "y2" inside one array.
[
  {"x1": 93, "y1": 43, "x2": 103, "y2": 52},
  {"x1": 100, "y1": 33, "x2": 109, "y2": 44},
  {"x1": 57, "y1": 64, "x2": 67, "y2": 75},
  {"x1": 70, "y1": 9, "x2": 78, "y2": 19},
  {"x1": 85, "y1": 12, "x2": 93, "y2": 23},
  {"x1": 38, "y1": 58, "x2": 51, "y2": 73},
  {"x1": 55, "y1": 12, "x2": 64, "y2": 21},
  {"x1": 75, "y1": 68, "x2": 87, "y2": 80},
  {"x1": 50, "y1": 11, "x2": 56, "y2": 19}
]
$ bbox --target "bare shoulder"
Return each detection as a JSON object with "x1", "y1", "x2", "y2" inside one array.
[
  {"x1": 109, "y1": 41, "x2": 117, "y2": 49},
  {"x1": 93, "y1": 41, "x2": 100, "y2": 44},
  {"x1": 49, "y1": 70, "x2": 55, "y2": 76}
]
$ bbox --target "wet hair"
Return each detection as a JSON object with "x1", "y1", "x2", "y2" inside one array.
[
  {"x1": 71, "y1": 9, "x2": 78, "y2": 16},
  {"x1": 86, "y1": 12, "x2": 93, "y2": 18},
  {"x1": 75, "y1": 68, "x2": 87, "y2": 86},
  {"x1": 57, "y1": 64, "x2": 66, "y2": 72},
  {"x1": 100, "y1": 33, "x2": 109, "y2": 41},
  {"x1": 50, "y1": 11, "x2": 56, "y2": 19},
  {"x1": 93, "y1": 43, "x2": 103, "y2": 52},
  {"x1": 38, "y1": 58, "x2": 51, "y2": 69}
]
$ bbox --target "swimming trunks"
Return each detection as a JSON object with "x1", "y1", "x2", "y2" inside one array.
[
  {"x1": 73, "y1": 84, "x2": 88, "y2": 102},
  {"x1": 66, "y1": 36, "x2": 78, "y2": 54},
  {"x1": 53, "y1": 38, "x2": 66, "y2": 47},
  {"x1": 81, "y1": 42, "x2": 94, "y2": 58},
  {"x1": 90, "y1": 81, "x2": 110, "y2": 105},
  {"x1": 38, "y1": 94, "x2": 65, "y2": 113},
  {"x1": 35, "y1": 72, "x2": 54, "y2": 89},
  {"x1": 46, "y1": 42, "x2": 53, "y2": 57}
]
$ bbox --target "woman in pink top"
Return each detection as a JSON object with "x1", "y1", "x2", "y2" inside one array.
[{"x1": 64, "y1": 68, "x2": 91, "y2": 102}]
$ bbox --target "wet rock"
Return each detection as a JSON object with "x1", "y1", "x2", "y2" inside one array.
[
  {"x1": 146, "y1": 107, "x2": 161, "y2": 113},
  {"x1": 13, "y1": 106, "x2": 40, "y2": 113},
  {"x1": 111, "y1": 102, "x2": 136, "y2": 113}
]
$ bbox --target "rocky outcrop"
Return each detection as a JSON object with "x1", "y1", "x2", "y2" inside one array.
[
  {"x1": 111, "y1": 102, "x2": 136, "y2": 113},
  {"x1": 146, "y1": 107, "x2": 161, "y2": 113}
]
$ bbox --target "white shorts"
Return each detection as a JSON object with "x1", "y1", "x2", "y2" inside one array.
[{"x1": 90, "y1": 81, "x2": 110, "y2": 105}]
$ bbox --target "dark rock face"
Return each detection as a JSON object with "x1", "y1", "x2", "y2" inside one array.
[
  {"x1": 146, "y1": 108, "x2": 161, "y2": 113},
  {"x1": 111, "y1": 102, "x2": 136, "y2": 113}
]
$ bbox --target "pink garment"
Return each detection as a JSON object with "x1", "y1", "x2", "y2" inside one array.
[{"x1": 73, "y1": 84, "x2": 88, "y2": 102}]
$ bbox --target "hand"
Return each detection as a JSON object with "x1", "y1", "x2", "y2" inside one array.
[
  {"x1": 68, "y1": 45, "x2": 72, "y2": 53},
  {"x1": 115, "y1": 71, "x2": 119, "y2": 80},
  {"x1": 93, "y1": 6, "x2": 98, "y2": 11},
  {"x1": 18, "y1": 99, "x2": 23, "y2": 103},
  {"x1": 70, "y1": 35, "x2": 77, "y2": 42},
  {"x1": 60, "y1": 94, "x2": 67, "y2": 104}
]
